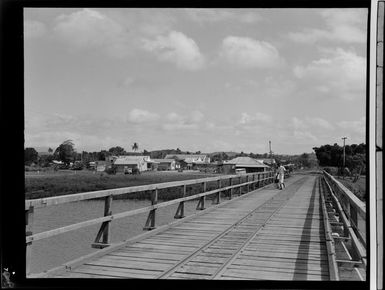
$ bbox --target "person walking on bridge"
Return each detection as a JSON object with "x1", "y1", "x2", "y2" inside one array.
[{"x1": 276, "y1": 163, "x2": 286, "y2": 190}]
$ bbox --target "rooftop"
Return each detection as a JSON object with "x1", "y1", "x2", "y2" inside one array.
[{"x1": 224, "y1": 157, "x2": 270, "y2": 168}]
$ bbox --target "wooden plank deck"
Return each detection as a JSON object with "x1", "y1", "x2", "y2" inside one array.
[{"x1": 51, "y1": 174, "x2": 330, "y2": 280}]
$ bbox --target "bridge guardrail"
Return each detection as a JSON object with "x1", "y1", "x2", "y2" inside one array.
[
  {"x1": 25, "y1": 170, "x2": 274, "y2": 275},
  {"x1": 322, "y1": 171, "x2": 366, "y2": 248}
]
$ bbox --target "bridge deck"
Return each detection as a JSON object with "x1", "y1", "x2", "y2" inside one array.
[{"x1": 52, "y1": 174, "x2": 330, "y2": 280}]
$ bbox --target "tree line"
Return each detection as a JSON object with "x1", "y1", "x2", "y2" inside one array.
[
  {"x1": 25, "y1": 139, "x2": 325, "y2": 171},
  {"x1": 24, "y1": 140, "x2": 141, "y2": 167},
  {"x1": 312, "y1": 143, "x2": 366, "y2": 174}
]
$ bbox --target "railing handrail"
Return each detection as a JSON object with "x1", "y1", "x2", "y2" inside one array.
[
  {"x1": 25, "y1": 171, "x2": 273, "y2": 241},
  {"x1": 25, "y1": 172, "x2": 271, "y2": 210},
  {"x1": 322, "y1": 170, "x2": 366, "y2": 219},
  {"x1": 25, "y1": 178, "x2": 264, "y2": 244}
]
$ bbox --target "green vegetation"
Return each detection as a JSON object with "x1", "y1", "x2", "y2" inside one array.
[
  {"x1": 313, "y1": 143, "x2": 366, "y2": 175},
  {"x1": 336, "y1": 176, "x2": 366, "y2": 202}
]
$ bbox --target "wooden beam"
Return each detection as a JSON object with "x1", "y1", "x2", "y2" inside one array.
[
  {"x1": 32, "y1": 182, "x2": 270, "y2": 278},
  {"x1": 25, "y1": 206, "x2": 34, "y2": 276},
  {"x1": 323, "y1": 176, "x2": 367, "y2": 269},
  {"x1": 319, "y1": 177, "x2": 340, "y2": 280},
  {"x1": 322, "y1": 171, "x2": 366, "y2": 219},
  {"x1": 197, "y1": 182, "x2": 206, "y2": 210},
  {"x1": 92, "y1": 195, "x2": 113, "y2": 248},
  {"x1": 144, "y1": 188, "x2": 158, "y2": 230},
  {"x1": 174, "y1": 185, "x2": 186, "y2": 219},
  {"x1": 25, "y1": 173, "x2": 270, "y2": 209},
  {"x1": 25, "y1": 173, "x2": 274, "y2": 243}
]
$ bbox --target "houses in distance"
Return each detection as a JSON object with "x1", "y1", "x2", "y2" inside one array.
[{"x1": 100, "y1": 153, "x2": 274, "y2": 175}]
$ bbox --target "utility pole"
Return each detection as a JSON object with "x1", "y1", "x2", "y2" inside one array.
[
  {"x1": 342, "y1": 137, "x2": 347, "y2": 179},
  {"x1": 269, "y1": 141, "x2": 273, "y2": 158}
]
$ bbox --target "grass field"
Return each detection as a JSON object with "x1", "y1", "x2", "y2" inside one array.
[
  {"x1": 25, "y1": 170, "x2": 220, "y2": 200},
  {"x1": 335, "y1": 176, "x2": 366, "y2": 202}
]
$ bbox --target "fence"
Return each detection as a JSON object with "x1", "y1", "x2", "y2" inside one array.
[
  {"x1": 25, "y1": 171, "x2": 274, "y2": 275},
  {"x1": 322, "y1": 170, "x2": 366, "y2": 269}
]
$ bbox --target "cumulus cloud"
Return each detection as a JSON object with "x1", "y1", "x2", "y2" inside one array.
[
  {"x1": 53, "y1": 8, "x2": 150, "y2": 58},
  {"x1": 292, "y1": 117, "x2": 307, "y2": 130},
  {"x1": 127, "y1": 109, "x2": 159, "y2": 124},
  {"x1": 142, "y1": 31, "x2": 205, "y2": 70},
  {"x1": 293, "y1": 130, "x2": 318, "y2": 142},
  {"x1": 337, "y1": 117, "x2": 365, "y2": 135},
  {"x1": 162, "y1": 110, "x2": 205, "y2": 130},
  {"x1": 293, "y1": 48, "x2": 366, "y2": 100},
  {"x1": 220, "y1": 36, "x2": 283, "y2": 69},
  {"x1": 239, "y1": 112, "x2": 272, "y2": 124},
  {"x1": 54, "y1": 9, "x2": 124, "y2": 49},
  {"x1": 288, "y1": 116, "x2": 334, "y2": 143},
  {"x1": 24, "y1": 20, "x2": 47, "y2": 39},
  {"x1": 263, "y1": 77, "x2": 296, "y2": 99},
  {"x1": 307, "y1": 117, "x2": 334, "y2": 130},
  {"x1": 287, "y1": 9, "x2": 366, "y2": 44},
  {"x1": 291, "y1": 116, "x2": 334, "y2": 131}
]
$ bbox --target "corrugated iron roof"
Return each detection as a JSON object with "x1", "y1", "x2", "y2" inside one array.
[
  {"x1": 152, "y1": 159, "x2": 175, "y2": 163},
  {"x1": 224, "y1": 157, "x2": 270, "y2": 167},
  {"x1": 164, "y1": 154, "x2": 207, "y2": 159},
  {"x1": 114, "y1": 156, "x2": 146, "y2": 165}
]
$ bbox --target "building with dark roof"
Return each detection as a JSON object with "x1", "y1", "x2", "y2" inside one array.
[{"x1": 222, "y1": 157, "x2": 271, "y2": 174}]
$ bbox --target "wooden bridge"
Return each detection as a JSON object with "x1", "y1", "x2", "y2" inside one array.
[{"x1": 25, "y1": 171, "x2": 366, "y2": 280}]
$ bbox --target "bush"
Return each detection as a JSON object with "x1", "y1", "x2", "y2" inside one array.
[
  {"x1": 322, "y1": 167, "x2": 338, "y2": 175},
  {"x1": 105, "y1": 166, "x2": 117, "y2": 175}
]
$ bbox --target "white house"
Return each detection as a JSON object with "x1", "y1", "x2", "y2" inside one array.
[
  {"x1": 113, "y1": 156, "x2": 158, "y2": 173},
  {"x1": 152, "y1": 159, "x2": 178, "y2": 170}
]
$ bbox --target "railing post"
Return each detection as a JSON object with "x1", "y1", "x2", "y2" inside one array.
[
  {"x1": 350, "y1": 204, "x2": 358, "y2": 230},
  {"x1": 175, "y1": 185, "x2": 186, "y2": 219},
  {"x1": 102, "y1": 196, "x2": 112, "y2": 244},
  {"x1": 144, "y1": 188, "x2": 158, "y2": 230},
  {"x1": 239, "y1": 176, "x2": 242, "y2": 195},
  {"x1": 257, "y1": 173, "x2": 260, "y2": 188},
  {"x1": 263, "y1": 172, "x2": 267, "y2": 185},
  {"x1": 92, "y1": 195, "x2": 113, "y2": 248},
  {"x1": 246, "y1": 175, "x2": 250, "y2": 192},
  {"x1": 213, "y1": 179, "x2": 221, "y2": 204},
  {"x1": 197, "y1": 182, "x2": 206, "y2": 210},
  {"x1": 229, "y1": 177, "x2": 233, "y2": 200},
  {"x1": 269, "y1": 171, "x2": 272, "y2": 183},
  {"x1": 251, "y1": 174, "x2": 255, "y2": 190},
  {"x1": 25, "y1": 206, "x2": 34, "y2": 276}
]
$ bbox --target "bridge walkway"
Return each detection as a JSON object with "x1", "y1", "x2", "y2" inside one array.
[{"x1": 50, "y1": 174, "x2": 329, "y2": 280}]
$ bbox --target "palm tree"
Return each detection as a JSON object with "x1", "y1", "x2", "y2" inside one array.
[{"x1": 132, "y1": 142, "x2": 139, "y2": 152}]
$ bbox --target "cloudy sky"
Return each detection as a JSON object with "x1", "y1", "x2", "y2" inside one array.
[{"x1": 24, "y1": 8, "x2": 367, "y2": 154}]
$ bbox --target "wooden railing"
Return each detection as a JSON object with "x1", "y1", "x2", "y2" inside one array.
[
  {"x1": 25, "y1": 171, "x2": 274, "y2": 275},
  {"x1": 322, "y1": 171, "x2": 366, "y2": 269}
]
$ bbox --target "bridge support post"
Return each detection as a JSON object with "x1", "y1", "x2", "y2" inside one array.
[
  {"x1": 144, "y1": 188, "x2": 158, "y2": 230},
  {"x1": 92, "y1": 195, "x2": 112, "y2": 248},
  {"x1": 25, "y1": 206, "x2": 34, "y2": 276},
  {"x1": 197, "y1": 182, "x2": 206, "y2": 210},
  {"x1": 247, "y1": 175, "x2": 250, "y2": 192},
  {"x1": 175, "y1": 185, "x2": 186, "y2": 219},
  {"x1": 229, "y1": 178, "x2": 233, "y2": 199}
]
